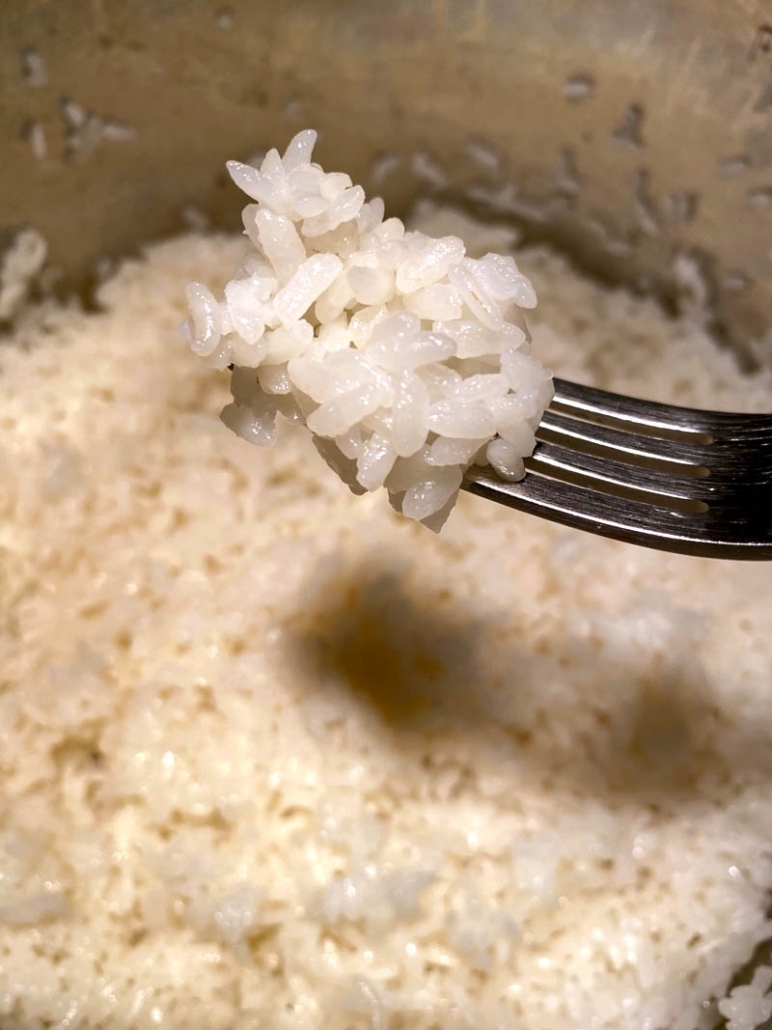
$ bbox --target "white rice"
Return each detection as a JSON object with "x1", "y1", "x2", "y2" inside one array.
[
  {"x1": 466, "y1": 139, "x2": 502, "y2": 176},
  {"x1": 25, "y1": 121, "x2": 48, "y2": 162},
  {"x1": 1, "y1": 194, "x2": 772, "y2": 1030},
  {"x1": 719, "y1": 967, "x2": 772, "y2": 1030},
  {"x1": 0, "y1": 227, "x2": 48, "y2": 321},
  {"x1": 370, "y1": 151, "x2": 401, "y2": 187},
  {"x1": 61, "y1": 99, "x2": 136, "y2": 158},
  {"x1": 20, "y1": 46, "x2": 48, "y2": 88},
  {"x1": 183, "y1": 131, "x2": 551, "y2": 529},
  {"x1": 411, "y1": 150, "x2": 450, "y2": 190},
  {"x1": 562, "y1": 74, "x2": 595, "y2": 101}
]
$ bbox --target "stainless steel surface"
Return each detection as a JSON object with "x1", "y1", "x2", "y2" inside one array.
[
  {"x1": 2, "y1": 0, "x2": 772, "y2": 369},
  {"x1": 465, "y1": 380, "x2": 772, "y2": 558}
]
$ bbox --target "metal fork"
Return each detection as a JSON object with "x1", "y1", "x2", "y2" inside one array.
[{"x1": 463, "y1": 379, "x2": 772, "y2": 560}]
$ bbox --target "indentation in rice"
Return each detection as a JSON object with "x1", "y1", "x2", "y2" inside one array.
[{"x1": 184, "y1": 130, "x2": 553, "y2": 529}]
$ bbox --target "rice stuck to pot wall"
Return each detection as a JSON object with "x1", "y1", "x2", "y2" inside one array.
[
  {"x1": 1, "y1": 197, "x2": 772, "y2": 1030},
  {"x1": 182, "y1": 130, "x2": 553, "y2": 530}
]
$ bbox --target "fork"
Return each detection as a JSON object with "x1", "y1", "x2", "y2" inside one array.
[{"x1": 463, "y1": 379, "x2": 772, "y2": 559}]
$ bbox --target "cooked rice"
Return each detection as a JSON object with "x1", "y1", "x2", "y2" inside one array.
[
  {"x1": 0, "y1": 228, "x2": 47, "y2": 321},
  {"x1": 1, "y1": 201, "x2": 772, "y2": 1030},
  {"x1": 183, "y1": 130, "x2": 552, "y2": 531}
]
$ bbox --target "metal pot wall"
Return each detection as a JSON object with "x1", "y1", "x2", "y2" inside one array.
[{"x1": 4, "y1": 0, "x2": 772, "y2": 366}]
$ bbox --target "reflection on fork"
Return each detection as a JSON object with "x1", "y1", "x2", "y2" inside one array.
[{"x1": 464, "y1": 378, "x2": 772, "y2": 559}]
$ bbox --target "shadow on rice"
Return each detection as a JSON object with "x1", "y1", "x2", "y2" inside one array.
[{"x1": 283, "y1": 553, "x2": 772, "y2": 812}]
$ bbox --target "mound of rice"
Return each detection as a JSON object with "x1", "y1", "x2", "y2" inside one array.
[
  {"x1": 1, "y1": 200, "x2": 772, "y2": 1030},
  {"x1": 183, "y1": 130, "x2": 552, "y2": 530}
]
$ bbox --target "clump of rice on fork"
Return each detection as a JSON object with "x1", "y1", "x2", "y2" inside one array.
[{"x1": 182, "y1": 129, "x2": 553, "y2": 530}]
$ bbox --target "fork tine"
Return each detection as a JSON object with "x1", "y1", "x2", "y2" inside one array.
[
  {"x1": 538, "y1": 409, "x2": 772, "y2": 479},
  {"x1": 538, "y1": 410, "x2": 710, "y2": 468},
  {"x1": 463, "y1": 377, "x2": 772, "y2": 559},
  {"x1": 464, "y1": 465, "x2": 772, "y2": 559},
  {"x1": 552, "y1": 378, "x2": 772, "y2": 440},
  {"x1": 528, "y1": 441, "x2": 716, "y2": 505}
]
